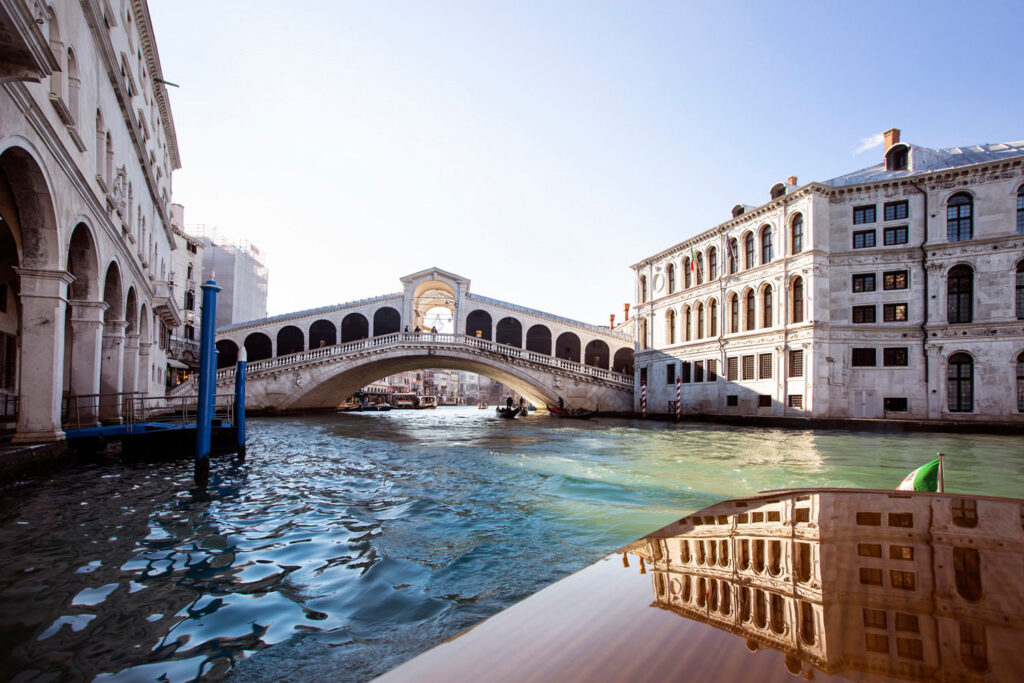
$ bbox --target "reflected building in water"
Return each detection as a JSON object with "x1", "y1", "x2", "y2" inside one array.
[{"x1": 639, "y1": 490, "x2": 1024, "y2": 680}]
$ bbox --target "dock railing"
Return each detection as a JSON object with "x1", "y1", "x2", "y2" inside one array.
[{"x1": 62, "y1": 392, "x2": 235, "y2": 431}]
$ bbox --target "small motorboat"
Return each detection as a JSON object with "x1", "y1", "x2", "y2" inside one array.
[
  {"x1": 477, "y1": 402, "x2": 489, "y2": 409},
  {"x1": 547, "y1": 406, "x2": 597, "y2": 419},
  {"x1": 336, "y1": 402, "x2": 360, "y2": 412}
]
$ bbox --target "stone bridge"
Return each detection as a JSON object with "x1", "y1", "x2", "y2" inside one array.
[{"x1": 175, "y1": 268, "x2": 636, "y2": 411}]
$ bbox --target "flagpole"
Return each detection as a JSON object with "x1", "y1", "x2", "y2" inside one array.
[{"x1": 937, "y1": 452, "x2": 944, "y2": 493}]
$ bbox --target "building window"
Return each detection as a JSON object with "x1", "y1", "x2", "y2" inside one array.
[
  {"x1": 858, "y1": 543, "x2": 882, "y2": 557},
  {"x1": 947, "y1": 265, "x2": 973, "y2": 323},
  {"x1": 666, "y1": 361, "x2": 676, "y2": 385},
  {"x1": 667, "y1": 263, "x2": 675, "y2": 294},
  {"x1": 788, "y1": 394, "x2": 802, "y2": 408},
  {"x1": 684, "y1": 306, "x2": 691, "y2": 341},
  {"x1": 745, "y1": 291, "x2": 755, "y2": 331},
  {"x1": 727, "y1": 357, "x2": 738, "y2": 381},
  {"x1": 852, "y1": 348, "x2": 877, "y2": 367},
  {"x1": 800, "y1": 600, "x2": 815, "y2": 645},
  {"x1": 791, "y1": 214, "x2": 804, "y2": 254},
  {"x1": 959, "y1": 622, "x2": 987, "y2": 671},
  {"x1": 853, "y1": 205, "x2": 876, "y2": 224},
  {"x1": 884, "y1": 200, "x2": 909, "y2": 221},
  {"x1": 728, "y1": 239, "x2": 738, "y2": 274},
  {"x1": 952, "y1": 497, "x2": 978, "y2": 528},
  {"x1": 947, "y1": 353, "x2": 973, "y2": 412},
  {"x1": 666, "y1": 308, "x2": 676, "y2": 345},
  {"x1": 758, "y1": 353, "x2": 772, "y2": 379},
  {"x1": 758, "y1": 394, "x2": 772, "y2": 407},
  {"x1": 884, "y1": 397, "x2": 908, "y2": 411},
  {"x1": 1016, "y1": 262, "x2": 1024, "y2": 319},
  {"x1": 891, "y1": 546, "x2": 912, "y2": 561},
  {"x1": 730, "y1": 294, "x2": 739, "y2": 333},
  {"x1": 639, "y1": 275, "x2": 647, "y2": 303},
  {"x1": 742, "y1": 355, "x2": 755, "y2": 380},
  {"x1": 863, "y1": 607, "x2": 887, "y2": 628},
  {"x1": 0, "y1": 332, "x2": 15, "y2": 391},
  {"x1": 953, "y1": 547, "x2": 982, "y2": 601},
  {"x1": 726, "y1": 394, "x2": 738, "y2": 407},
  {"x1": 760, "y1": 226, "x2": 773, "y2": 264},
  {"x1": 884, "y1": 226, "x2": 908, "y2": 245},
  {"x1": 853, "y1": 273, "x2": 876, "y2": 293},
  {"x1": 1017, "y1": 352, "x2": 1024, "y2": 413},
  {"x1": 696, "y1": 253, "x2": 704, "y2": 285},
  {"x1": 883, "y1": 303, "x2": 908, "y2": 322},
  {"x1": 680, "y1": 360, "x2": 691, "y2": 383},
  {"x1": 888, "y1": 512, "x2": 913, "y2": 527},
  {"x1": 856, "y1": 512, "x2": 882, "y2": 525},
  {"x1": 709, "y1": 299, "x2": 718, "y2": 337},
  {"x1": 744, "y1": 233, "x2": 755, "y2": 269},
  {"x1": 883, "y1": 270, "x2": 909, "y2": 290},
  {"x1": 708, "y1": 247, "x2": 717, "y2": 280},
  {"x1": 860, "y1": 567, "x2": 883, "y2": 586},
  {"x1": 696, "y1": 303, "x2": 704, "y2": 339},
  {"x1": 684, "y1": 257, "x2": 692, "y2": 288},
  {"x1": 694, "y1": 360, "x2": 704, "y2": 382},
  {"x1": 184, "y1": 324, "x2": 195, "y2": 341},
  {"x1": 1017, "y1": 186, "x2": 1024, "y2": 234},
  {"x1": 789, "y1": 349, "x2": 804, "y2": 377},
  {"x1": 897, "y1": 638, "x2": 924, "y2": 661},
  {"x1": 883, "y1": 347, "x2": 909, "y2": 366},
  {"x1": 852, "y1": 305, "x2": 876, "y2": 323},
  {"x1": 853, "y1": 230, "x2": 876, "y2": 249},
  {"x1": 762, "y1": 286, "x2": 772, "y2": 328},
  {"x1": 947, "y1": 193, "x2": 973, "y2": 241},
  {"x1": 791, "y1": 277, "x2": 804, "y2": 323},
  {"x1": 707, "y1": 359, "x2": 717, "y2": 381},
  {"x1": 895, "y1": 613, "x2": 919, "y2": 633}
]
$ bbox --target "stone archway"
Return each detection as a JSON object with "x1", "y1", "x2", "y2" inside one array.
[
  {"x1": 341, "y1": 313, "x2": 369, "y2": 342},
  {"x1": 411, "y1": 280, "x2": 455, "y2": 332},
  {"x1": 216, "y1": 339, "x2": 239, "y2": 369},
  {"x1": 277, "y1": 325, "x2": 304, "y2": 356},
  {"x1": 556, "y1": 331, "x2": 580, "y2": 363},
  {"x1": 496, "y1": 317, "x2": 522, "y2": 347},
  {"x1": 98, "y1": 261, "x2": 125, "y2": 423}
]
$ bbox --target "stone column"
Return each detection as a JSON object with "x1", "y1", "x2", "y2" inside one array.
[
  {"x1": 99, "y1": 319, "x2": 128, "y2": 424},
  {"x1": 121, "y1": 332, "x2": 140, "y2": 418},
  {"x1": 137, "y1": 341, "x2": 152, "y2": 397},
  {"x1": 11, "y1": 268, "x2": 73, "y2": 443},
  {"x1": 66, "y1": 299, "x2": 108, "y2": 427}
]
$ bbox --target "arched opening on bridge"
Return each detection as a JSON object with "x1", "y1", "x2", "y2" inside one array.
[
  {"x1": 244, "y1": 332, "x2": 272, "y2": 362},
  {"x1": 526, "y1": 324, "x2": 551, "y2": 355},
  {"x1": 373, "y1": 307, "x2": 401, "y2": 336},
  {"x1": 217, "y1": 339, "x2": 238, "y2": 369},
  {"x1": 309, "y1": 319, "x2": 336, "y2": 348},
  {"x1": 466, "y1": 310, "x2": 492, "y2": 340},
  {"x1": 277, "y1": 325, "x2": 304, "y2": 356},
  {"x1": 495, "y1": 317, "x2": 522, "y2": 347},
  {"x1": 585, "y1": 340, "x2": 610, "y2": 370},
  {"x1": 341, "y1": 313, "x2": 369, "y2": 343},
  {"x1": 556, "y1": 332, "x2": 580, "y2": 363},
  {"x1": 412, "y1": 280, "x2": 455, "y2": 331},
  {"x1": 614, "y1": 347, "x2": 634, "y2": 375},
  {"x1": 421, "y1": 306, "x2": 453, "y2": 333}
]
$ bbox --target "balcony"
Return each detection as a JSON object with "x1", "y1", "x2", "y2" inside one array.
[
  {"x1": 151, "y1": 281, "x2": 182, "y2": 327},
  {"x1": 168, "y1": 336, "x2": 200, "y2": 365}
]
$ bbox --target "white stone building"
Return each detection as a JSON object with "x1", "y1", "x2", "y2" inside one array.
[
  {"x1": 188, "y1": 224, "x2": 268, "y2": 329},
  {"x1": 167, "y1": 203, "x2": 201, "y2": 386},
  {"x1": 0, "y1": 0, "x2": 181, "y2": 440},
  {"x1": 632, "y1": 130, "x2": 1024, "y2": 424}
]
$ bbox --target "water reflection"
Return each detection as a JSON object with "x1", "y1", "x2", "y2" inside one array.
[{"x1": 637, "y1": 489, "x2": 1024, "y2": 680}]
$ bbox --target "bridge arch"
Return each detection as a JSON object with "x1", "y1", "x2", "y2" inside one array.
[
  {"x1": 373, "y1": 306, "x2": 401, "y2": 336},
  {"x1": 556, "y1": 331, "x2": 580, "y2": 363},
  {"x1": 614, "y1": 347, "x2": 634, "y2": 375},
  {"x1": 309, "y1": 319, "x2": 336, "y2": 348},
  {"x1": 495, "y1": 317, "x2": 522, "y2": 348},
  {"x1": 217, "y1": 339, "x2": 238, "y2": 369},
  {"x1": 466, "y1": 310, "x2": 492, "y2": 340},
  {"x1": 585, "y1": 339, "x2": 610, "y2": 370},
  {"x1": 526, "y1": 324, "x2": 551, "y2": 355},
  {"x1": 341, "y1": 313, "x2": 369, "y2": 342},
  {"x1": 277, "y1": 325, "x2": 304, "y2": 356},
  {"x1": 244, "y1": 332, "x2": 272, "y2": 361}
]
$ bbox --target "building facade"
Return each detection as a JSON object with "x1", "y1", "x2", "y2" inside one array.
[
  {"x1": 1, "y1": 0, "x2": 181, "y2": 440},
  {"x1": 188, "y1": 224, "x2": 268, "y2": 329},
  {"x1": 632, "y1": 130, "x2": 1024, "y2": 423},
  {"x1": 167, "y1": 203, "x2": 201, "y2": 387}
]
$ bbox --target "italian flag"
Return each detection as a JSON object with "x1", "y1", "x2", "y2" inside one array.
[{"x1": 896, "y1": 457, "x2": 942, "y2": 492}]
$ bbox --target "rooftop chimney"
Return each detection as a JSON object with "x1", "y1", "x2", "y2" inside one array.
[
  {"x1": 883, "y1": 128, "x2": 901, "y2": 151},
  {"x1": 787, "y1": 176, "x2": 798, "y2": 186},
  {"x1": 609, "y1": 314, "x2": 616, "y2": 329},
  {"x1": 624, "y1": 303, "x2": 630, "y2": 321}
]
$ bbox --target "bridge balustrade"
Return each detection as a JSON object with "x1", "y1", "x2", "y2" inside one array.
[{"x1": 208, "y1": 332, "x2": 633, "y2": 386}]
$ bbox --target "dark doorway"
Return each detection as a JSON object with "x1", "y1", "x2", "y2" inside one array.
[
  {"x1": 309, "y1": 319, "x2": 337, "y2": 348},
  {"x1": 584, "y1": 340, "x2": 610, "y2": 369},
  {"x1": 613, "y1": 347, "x2": 634, "y2": 375},
  {"x1": 244, "y1": 333, "x2": 272, "y2": 362},
  {"x1": 495, "y1": 317, "x2": 522, "y2": 347},
  {"x1": 555, "y1": 332, "x2": 580, "y2": 363},
  {"x1": 341, "y1": 313, "x2": 369, "y2": 343},
  {"x1": 374, "y1": 307, "x2": 401, "y2": 336},
  {"x1": 277, "y1": 325, "x2": 304, "y2": 356},
  {"x1": 526, "y1": 324, "x2": 551, "y2": 355},
  {"x1": 466, "y1": 310, "x2": 492, "y2": 340}
]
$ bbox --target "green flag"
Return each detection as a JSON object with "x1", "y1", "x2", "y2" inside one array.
[{"x1": 896, "y1": 458, "x2": 941, "y2": 492}]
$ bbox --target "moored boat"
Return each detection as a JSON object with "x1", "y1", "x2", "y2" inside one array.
[{"x1": 547, "y1": 405, "x2": 597, "y2": 419}]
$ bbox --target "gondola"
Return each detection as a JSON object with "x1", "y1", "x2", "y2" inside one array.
[
  {"x1": 495, "y1": 407, "x2": 520, "y2": 419},
  {"x1": 547, "y1": 405, "x2": 597, "y2": 419}
]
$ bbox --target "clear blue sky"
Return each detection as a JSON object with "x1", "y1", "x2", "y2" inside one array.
[{"x1": 150, "y1": 0, "x2": 1024, "y2": 325}]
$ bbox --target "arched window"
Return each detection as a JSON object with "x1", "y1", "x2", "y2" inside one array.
[
  {"x1": 708, "y1": 247, "x2": 718, "y2": 280},
  {"x1": 186, "y1": 263, "x2": 193, "y2": 279},
  {"x1": 948, "y1": 265, "x2": 973, "y2": 323},
  {"x1": 730, "y1": 294, "x2": 739, "y2": 333},
  {"x1": 745, "y1": 290, "x2": 756, "y2": 331},
  {"x1": 744, "y1": 233, "x2": 755, "y2": 269},
  {"x1": 760, "y1": 226, "x2": 773, "y2": 265},
  {"x1": 791, "y1": 277, "x2": 804, "y2": 323},
  {"x1": 639, "y1": 275, "x2": 647, "y2": 303},
  {"x1": 947, "y1": 193, "x2": 973, "y2": 242},
  {"x1": 665, "y1": 308, "x2": 676, "y2": 345},
  {"x1": 1017, "y1": 351, "x2": 1024, "y2": 413},
  {"x1": 947, "y1": 353, "x2": 973, "y2": 413},
  {"x1": 696, "y1": 253, "x2": 704, "y2": 285},
  {"x1": 696, "y1": 302, "x2": 704, "y2": 339},
  {"x1": 953, "y1": 547, "x2": 982, "y2": 601},
  {"x1": 791, "y1": 214, "x2": 804, "y2": 254},
  {"x1": 709, "y1": 299, "x2": 718, "y2": 337},
  {"x1": 762, "y1": 285, "x2": 773, "y2": 327},
  {"x1": 684, "y1": 258, "x2": 692, "y2": 288},
  {"x1": 728, "y1": 239, "x2": 738, "y2": 274},
  {"x1": 684, "y1": 306, "x2": 692, "y2": 341},
  {"x1": 1017, "y1": 186, "x2": 1024, "y2": 234},
  {"x1": 1016, "y1": 261, "x2": 1024, "y2": 320},
  {"x1": 666, "y1": 263, "x2": 675, "y2": 294}
]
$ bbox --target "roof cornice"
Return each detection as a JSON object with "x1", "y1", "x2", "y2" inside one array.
[{"x1": 133, "y1": 0, "x2": 180, "y2": 170}]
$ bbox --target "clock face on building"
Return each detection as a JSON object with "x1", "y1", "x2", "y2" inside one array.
[{"x1": 653, "y1": 274, "x2": 664, "y2": 293}]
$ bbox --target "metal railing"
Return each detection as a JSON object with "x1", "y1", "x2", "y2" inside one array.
[
  {"x1": 62, "y1": 391, "x2": 234, "y2": 430},
  {"x1": 210, "y1": 332, "x2": 634, "y2": 386}
]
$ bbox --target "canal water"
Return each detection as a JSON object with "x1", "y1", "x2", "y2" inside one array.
[{"x1": 1, "y1": 407, "x2": 1022, "y2": 681}]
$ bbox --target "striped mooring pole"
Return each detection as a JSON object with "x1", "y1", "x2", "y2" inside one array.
[
  {"x1": 675, "y1": 374, "x2": 681, "y2": 421},
  {"x1": 641, "y1": 379, "x2": 647, "y2": 419}
]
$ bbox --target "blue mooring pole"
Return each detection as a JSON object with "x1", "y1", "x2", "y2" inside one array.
[
  {"x1": 195, "y1": 280, "x2": 220, "y2": 486},
  {"x1": 234, "y1": 346, "x2": 247, "y2": 458}
]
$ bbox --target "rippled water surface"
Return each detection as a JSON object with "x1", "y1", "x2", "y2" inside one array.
[{"x1": 1, "y1": 408, "x2": 1022, "y2": 681}]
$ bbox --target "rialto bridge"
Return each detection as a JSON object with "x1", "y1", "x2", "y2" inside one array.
[{"x1": 179, "y1": 268, "x2": 636, "y2": 411}]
